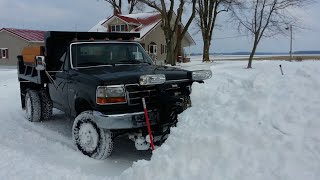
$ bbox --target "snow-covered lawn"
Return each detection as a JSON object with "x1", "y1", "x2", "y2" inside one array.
[{"x1": 0, "y1": 61, "x2": 319, "y2": 180}]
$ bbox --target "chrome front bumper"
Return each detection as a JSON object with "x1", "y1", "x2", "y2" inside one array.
[{"x1": 92, "y1": 110, "x2": 158, "y2": 129}]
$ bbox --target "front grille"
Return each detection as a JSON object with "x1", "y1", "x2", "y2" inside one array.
[
  {"x1": 125, "y1": 83, "x2": 188, "y2": 108},
  {"x1": 125, "y1": 84, "x2": 158, "y2": 106}
]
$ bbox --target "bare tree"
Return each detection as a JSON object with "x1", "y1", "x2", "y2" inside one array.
[
  {"x1": 128, "y1": 0, "x2": 140, "y2": 13},
  {"x1": 230, "y1": 0, "x2": 312, "y2": 68},
  {"x1": 105, "y1": 0, "x2": 122, "y2": 14},
  {"x1": 138, "y1": 0, "x2": 196, "y2": 66},
  {"x1": 196, "y1": 0, "x2": 233, "y2": 62},
  {"x1": 105, "y1": 0, "x2": 141, "y2": 14}
]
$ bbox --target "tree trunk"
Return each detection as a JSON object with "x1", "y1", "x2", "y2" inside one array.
[
  {"x1": 166, "y1": 40, "x2": 176, "y2": 66},
  {"x1": 248, "y1": 40, "x2": 258, "y2": 68},
  {"x1": 174, "y1": 37, "x2": 183, "y2": 65},
  {"x1": 129, "y1": 6, "x2": 134, "y2": 14},
  {"x1": 202, "y1": 39, "x2": 210, "y2": 62},
  {"x1": 128, "y1": 1, "x2": 135, "y2": 14}
]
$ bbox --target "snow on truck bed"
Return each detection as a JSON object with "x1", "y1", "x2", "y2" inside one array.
[{"x1": 0, "y1": 61, "x2": 320, "y2": 180}]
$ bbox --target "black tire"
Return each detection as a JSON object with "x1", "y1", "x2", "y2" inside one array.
[
  {"x1": 25, "y1": 90, "x2": 42, "y2": 122},
  {"x1": 72, "y1": 111, "x2": 113, "y2": 160},
  {"x1": 39, "y1": 90, "x2": 53, "y2": 121}
]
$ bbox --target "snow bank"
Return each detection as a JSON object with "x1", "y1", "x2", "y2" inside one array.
[{"x1": 116, "y1": 61, "x2": 320, "y2": 180}]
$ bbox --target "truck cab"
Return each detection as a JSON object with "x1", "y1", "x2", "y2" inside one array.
[{"x1": 17, "y1": 31, "x2": 212, "y2": 159}]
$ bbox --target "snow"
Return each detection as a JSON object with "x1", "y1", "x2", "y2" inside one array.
[
  {"x1": 121, "y1": 12, "x2": 159, "y2": 19},
  {"x1": 134, "y1": 21, "x2": 160, "y2": 39},
  {"x1": 89, "y1": 19, "x2": 108, "y2": 32},
  {"x1": 78, "y1": 123, "x2": 99, "y2": 152},
  {"x1": 1, "y1": 60, "x2": 320, "y2": 179}
]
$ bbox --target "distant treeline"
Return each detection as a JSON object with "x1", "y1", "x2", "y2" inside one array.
[{"x1": 190, "y1": 51, "x2": 320, "y2": 56}]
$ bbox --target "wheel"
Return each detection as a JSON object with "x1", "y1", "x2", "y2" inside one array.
[
  {"x1": 39, "y1": 90, "x2": 53, "y2": 121},
  {"x1": 25, "y1": 90, "x2": 42, "y2": 122},
  {"x1": 72, "y1": 111, "x2": 114, "y2": 160}
]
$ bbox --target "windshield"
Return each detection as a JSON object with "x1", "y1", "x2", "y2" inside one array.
[{"x1": 71, "y1": 42, "x2": 153, "y2": 68}]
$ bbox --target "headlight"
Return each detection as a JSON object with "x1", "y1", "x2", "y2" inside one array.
[
  {"x1": 140, "y1": 74, "x2": 166, "y2": 85},
  {"x1": 96, "y1": 85, "x2": 126, "y2": 105},
  {"x1": 192, "y1": 70, "x2": 212, "y2": 81}
]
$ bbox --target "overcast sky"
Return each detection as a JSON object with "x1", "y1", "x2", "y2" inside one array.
[{"x1": 0, "y1": 0, "x2": 319, "y2": 53}]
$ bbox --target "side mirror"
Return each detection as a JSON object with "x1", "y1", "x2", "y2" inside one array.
[{"x1": 35, "y1": 56, "x2": 46, "y2": 71}]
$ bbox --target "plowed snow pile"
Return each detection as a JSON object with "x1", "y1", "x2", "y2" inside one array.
[
  {"x1": 0, "y1": 61, "x2": 319, "y2": 180},
  {"x1": 117, "y1": 61, "x2": 320, "y2": 180}
]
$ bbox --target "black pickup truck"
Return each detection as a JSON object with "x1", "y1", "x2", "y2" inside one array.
[{"x1": 17, "y1": 31, "x2": 212, "y2": 160}]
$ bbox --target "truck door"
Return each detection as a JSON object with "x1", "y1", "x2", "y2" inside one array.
[{"x1": 48, "y1": 53, "x2": 70, "y2": 114}]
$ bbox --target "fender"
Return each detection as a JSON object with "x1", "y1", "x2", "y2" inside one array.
[{"x1": 69, "y1": 86, "x2": 96, "y2": 117}]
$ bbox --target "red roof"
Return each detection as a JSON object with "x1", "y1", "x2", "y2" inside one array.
[
  {"x1": 133, "y1": 14, "x2": 162, "y2": 32},
  {"x1": 135, "y1": 13, "x2": 162, "y2": 26},
  {"x1": 119, "y1": 13, "x2": 162, "y2": 27},
  {"x1": 0, "y1": 28, "x2": 45, "y2": 42},
  {"x1": 115, "y1": 14, "x2": 140, "y2": 25}
]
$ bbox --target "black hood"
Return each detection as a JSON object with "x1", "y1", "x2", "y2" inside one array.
[{"x1": 76, "y1": 64, "x2": 191, "y2": 85}]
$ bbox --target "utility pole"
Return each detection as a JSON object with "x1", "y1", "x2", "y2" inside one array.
[
  {"x1": 290, "y1": 25, "x2": 293, "y2": 61},
  {"x1": 286, "y1": 25, "x2": 293, "y2": 61}
]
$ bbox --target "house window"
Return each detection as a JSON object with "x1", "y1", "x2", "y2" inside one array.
[
  {"x1": 149, "y1": 43, "x2": 157, "y2": 55},
  {"x1": 116, "y1": 25, "x2": 120, "y2": 31},
  {"x1": 111, "y1": 24, "x2": 127, "y2": 32},
  {"x1": 0, "y1": 48, "x2": 8, "y2": 59},
  {"x1": 121, "y1": 25, "x2": 126, "y2": 31},
  {"x1": 161, "y1": 44, "x2": 167, "y2": 54}
]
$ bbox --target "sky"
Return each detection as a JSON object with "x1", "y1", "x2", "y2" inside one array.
[{"x1": 0, "y1": 0, "x2": 319, "y2": 54}]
